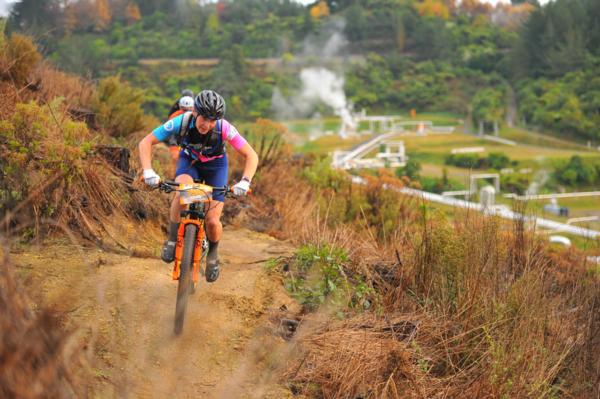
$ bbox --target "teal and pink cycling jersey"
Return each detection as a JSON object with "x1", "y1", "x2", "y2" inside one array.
[{"x1": 152, "y1": 113, "x2": 247, "y2": 162}]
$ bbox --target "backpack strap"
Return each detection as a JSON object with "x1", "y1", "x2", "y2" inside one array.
[{"x1": 176, "y1": 111, "x2": 194, "y2": 145}]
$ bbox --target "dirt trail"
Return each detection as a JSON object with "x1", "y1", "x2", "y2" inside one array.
[{"x1": 13, "y1": 227, "x2": 299, "y2": 398}]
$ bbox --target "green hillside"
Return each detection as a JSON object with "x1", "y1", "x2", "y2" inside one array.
[{"x1": 4, "y1": 0, "x2": 600, "y2": 142}]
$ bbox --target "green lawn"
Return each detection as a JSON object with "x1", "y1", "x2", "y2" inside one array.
[
  {"x1": 402, "y1": 131, "x2": 593, "y2": 161},
  {"x1": 283, "y1": 112, "x2": 463, "y2": 144},
  {"x1": 284, "y1": 117, "x2": 342, "y2": 140},
  {"x1": 499, "y1": 127, "x2": 587, "y2": 150},
  {"x1": 299, "y1": 134, "x2": 369, "y2": 156}
]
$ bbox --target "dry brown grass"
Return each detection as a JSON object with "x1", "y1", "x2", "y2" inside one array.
[
  {"x1": 246, "y1": 159, "x2": 316, "y2": 238},
  {"x1": 34, "y1": 62, "x2": 95, "y2": 111},
  {"x1": 251, "y1": 157, "x2": 600, "y2": 398},
  {"x1": 1, "y1": 34, "x2": 93, "y2": 119},
  {"x1": 0, "y1": 99, "x2": 166, "y2": 249},
  {"x1": 0, "y1": 244, "x2": 89, "y2": 398},
  {"x1": 286, "y1": 314, "x2": 435, "y2": 398}
]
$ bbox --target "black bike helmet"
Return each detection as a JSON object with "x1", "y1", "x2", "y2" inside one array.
[
  {"x1": 181, "y1": 89, "x2": 194, "y2": 98},
  {"x1": 194, "y1": 90, "x2": 226, "y2": 120}
]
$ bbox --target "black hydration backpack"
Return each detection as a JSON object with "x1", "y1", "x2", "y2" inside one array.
[{"x1": 176, "y1": 112, "x2": 226, "y2": 160}]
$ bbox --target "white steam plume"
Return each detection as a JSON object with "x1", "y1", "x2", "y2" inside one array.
[
  {"x1": 300, "y1": 18, "x2": 348, "y2": 61},
  {"x1": 271, "y1": 68, "x2": 356, "y2": 138},
  {"x1": 271, "y1": 18, "x2": 356, "y2": 138}
]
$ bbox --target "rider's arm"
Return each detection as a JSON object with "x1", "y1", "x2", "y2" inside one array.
[
  {"x1": 234, "y1": 142, "x2": 259, "y2": 182},
  {"x1": 139, "y1": 115, "x2": 184, "y2": 169},
  {"x1": 138, "y1": 133, "x2": 160, "y2": 170},
  {"x1": 222, "y1": 121, "x2": 258, "y2": 181}
]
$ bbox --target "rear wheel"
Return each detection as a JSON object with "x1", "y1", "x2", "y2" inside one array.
[{"x1": 174, "y1": 223, "x2": 197, "y2": 335}]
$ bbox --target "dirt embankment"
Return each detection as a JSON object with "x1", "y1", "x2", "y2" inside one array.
[{"x1": 12, "y1": 227, "x2": 300, "y2": 398}]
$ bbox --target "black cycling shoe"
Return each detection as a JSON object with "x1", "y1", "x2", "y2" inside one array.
[
  {"x1": 161, "y1": 241, "x2": 176, "y2": 263},
  {"x1": 205, "y1": 259, "x2": 220, "y2": 282}
]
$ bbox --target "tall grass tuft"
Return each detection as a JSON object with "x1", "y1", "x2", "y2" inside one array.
[{"x1": 0, "y1": 246, "x2": 88, "y2": 398}]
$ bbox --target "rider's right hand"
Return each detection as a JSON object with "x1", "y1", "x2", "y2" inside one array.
[{"x1": 143, "y1": 169, "x2": 160, "y2": 187}]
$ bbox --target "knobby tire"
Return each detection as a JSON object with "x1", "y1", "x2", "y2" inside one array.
[{"x1": 174, "y1": 223, "x2": 198, "y2": 335}]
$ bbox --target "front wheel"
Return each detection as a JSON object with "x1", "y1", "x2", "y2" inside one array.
[{"x1": 174, "y1": 223, "x2": 198, "y2": 335}]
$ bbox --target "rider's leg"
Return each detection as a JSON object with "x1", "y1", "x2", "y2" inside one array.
[
  {"x1": 205, "y1": 200, "x2": 224, "y2": 242},
  {"x1": 196, "y1": 156, "x2": 228, "y2": 282},
  {"x1": 205, "y1": 200, "x2": 224, "y2": 282},
  {"x1": 161, "y1": 173, "x2": 194, "y2": 263},
  {"x1": 169, "y1": 174, "x2": 194, "y2": 223}
]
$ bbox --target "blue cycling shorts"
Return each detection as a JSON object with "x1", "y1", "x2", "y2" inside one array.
[{"x1": 175, "y1": 153, "x2": 228, "y2": 202}]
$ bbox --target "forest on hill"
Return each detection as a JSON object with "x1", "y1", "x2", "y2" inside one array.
[{"x1": 4, "y1": 0, "x2": 600, "y2": 141}]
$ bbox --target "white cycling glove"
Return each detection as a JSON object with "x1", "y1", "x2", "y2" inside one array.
[
  {"x1": 143, "y1": 169, "x2": 160, "y2": 188},
  {"x1": 232, "y1": 178, "x2": 251, "y2": 196}
]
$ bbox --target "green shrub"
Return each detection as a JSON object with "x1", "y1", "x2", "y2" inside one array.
[
  {"x1": 92, "y1": 76, "x2": 145, "y2": 138},
  {"x1": 283, "y1": 244, "x2": 373, "y2": 311},
  {"x1": 553, "y1": 155, "x2": 600, "y2": 187},
  {"x1": 0, "y1": 33, "x2": 41, "y2": 86},
  {"x1": 0, "y1": 100, "x2": 95, "y2": 215},
  {"x1": 396, "y1": 159, "x2": 421, "y2": 180},
  {"x1": 445, "y1": 152, "x2": 512, "y2": 170},
  {"x1": 486, "y1": 152, "x2": 510, "y2": 170},
  {"x1": 501, "y1": 173, "x2": 531, "y2": 195},
  {"x1": 420, "y1": 173, "x2": 464, "y2": 194},
  {"x1": 445, "y1": 153, "x2": 479, "y2": 168}
]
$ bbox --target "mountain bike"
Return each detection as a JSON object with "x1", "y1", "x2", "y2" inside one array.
[{"x1": 158, "y1": 180, "x2": 236, "y2": 335}]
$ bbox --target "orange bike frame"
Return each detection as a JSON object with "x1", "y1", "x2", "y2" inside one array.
[{"x1": 172, "y1": 219, "x2": 205, "y2": 283}]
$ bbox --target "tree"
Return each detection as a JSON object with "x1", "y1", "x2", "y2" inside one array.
[
  {"x1": 391, "y1": 11, "x2": 406, "y2": 52},
  {"x1": 415, "y1": 0, "x2": 450, "y2": 20},
  {"x1": 7, "y1": 0, "x2": 60, "y2": 39},
  {"x1": 396, "y1": 159, "x2": 421, "y2": 180},
  {"x1": 209, "y1": 45, "x2": 249, "y2": 117},
  {"x1": 310, "y1": 0, "x2": 330, "y2": 18},
  {"x1": 555, "y1": 156, "x2": 599, "y2": 187},
  {"x1": 93, "y1": 0, "x2": 112, "y2": 32},
  {"x1": 459, "y1": 0, "x2": 492, "y2": 17},
  {"x1": 132, "y1": 0, "x2": 171, "y2": 16},
  {"x1": 124, "y1": 3, "x2": 141, "y2": 25},
  {"x1": 472, "y1": 88, "x2": 505, "y2": 135},
  {"x1": 344, "y1": 4, "x2": 366, "y2": 41},
  {"x1": 412, "y1": 17, "x2": 454, "y2": 60},
  {"x1": 62, "y1": 4, "x2": 77, "y2": 35}
]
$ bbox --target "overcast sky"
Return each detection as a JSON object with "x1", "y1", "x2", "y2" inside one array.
[
  {"x1": 0, "y1": 0, "x2": 14, "y2": 17},
  {"x1": 0, "y1": 0, "x2": 550, "y2": 18}
]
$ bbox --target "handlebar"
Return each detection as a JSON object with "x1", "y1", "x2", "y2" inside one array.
[{"x1": 157, "y1": 180, "x2": 250, "y2": 197}]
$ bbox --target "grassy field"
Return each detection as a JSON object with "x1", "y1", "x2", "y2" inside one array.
[
  {"x1": 298, "y1": 134, "x2": 368, "y2": 155},
  {"x1": 401, "y1": 131, "x2": 594, "y2": 161},
  {"x1": 283, "y1": 113, "x2": 463, "y2": 143},
  {"x1": 397, "y1": 131, "x2": 596, "y2": 183},
  {"x1": 499, "y1": 126, "x2": 589, "y2": 150}
]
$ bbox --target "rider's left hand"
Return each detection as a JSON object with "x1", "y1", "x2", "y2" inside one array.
[{"x1": 232, "y1": 179, "x2": 250, "y2": 196}]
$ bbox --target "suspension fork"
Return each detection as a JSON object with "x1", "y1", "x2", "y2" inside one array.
[{"x1": 173, "y1": 218, "x2": 206, "y2": 283}]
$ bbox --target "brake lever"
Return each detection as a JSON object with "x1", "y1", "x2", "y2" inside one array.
[{"x1": 157, "y1": 183, "x2": 174, "y2": 193}]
